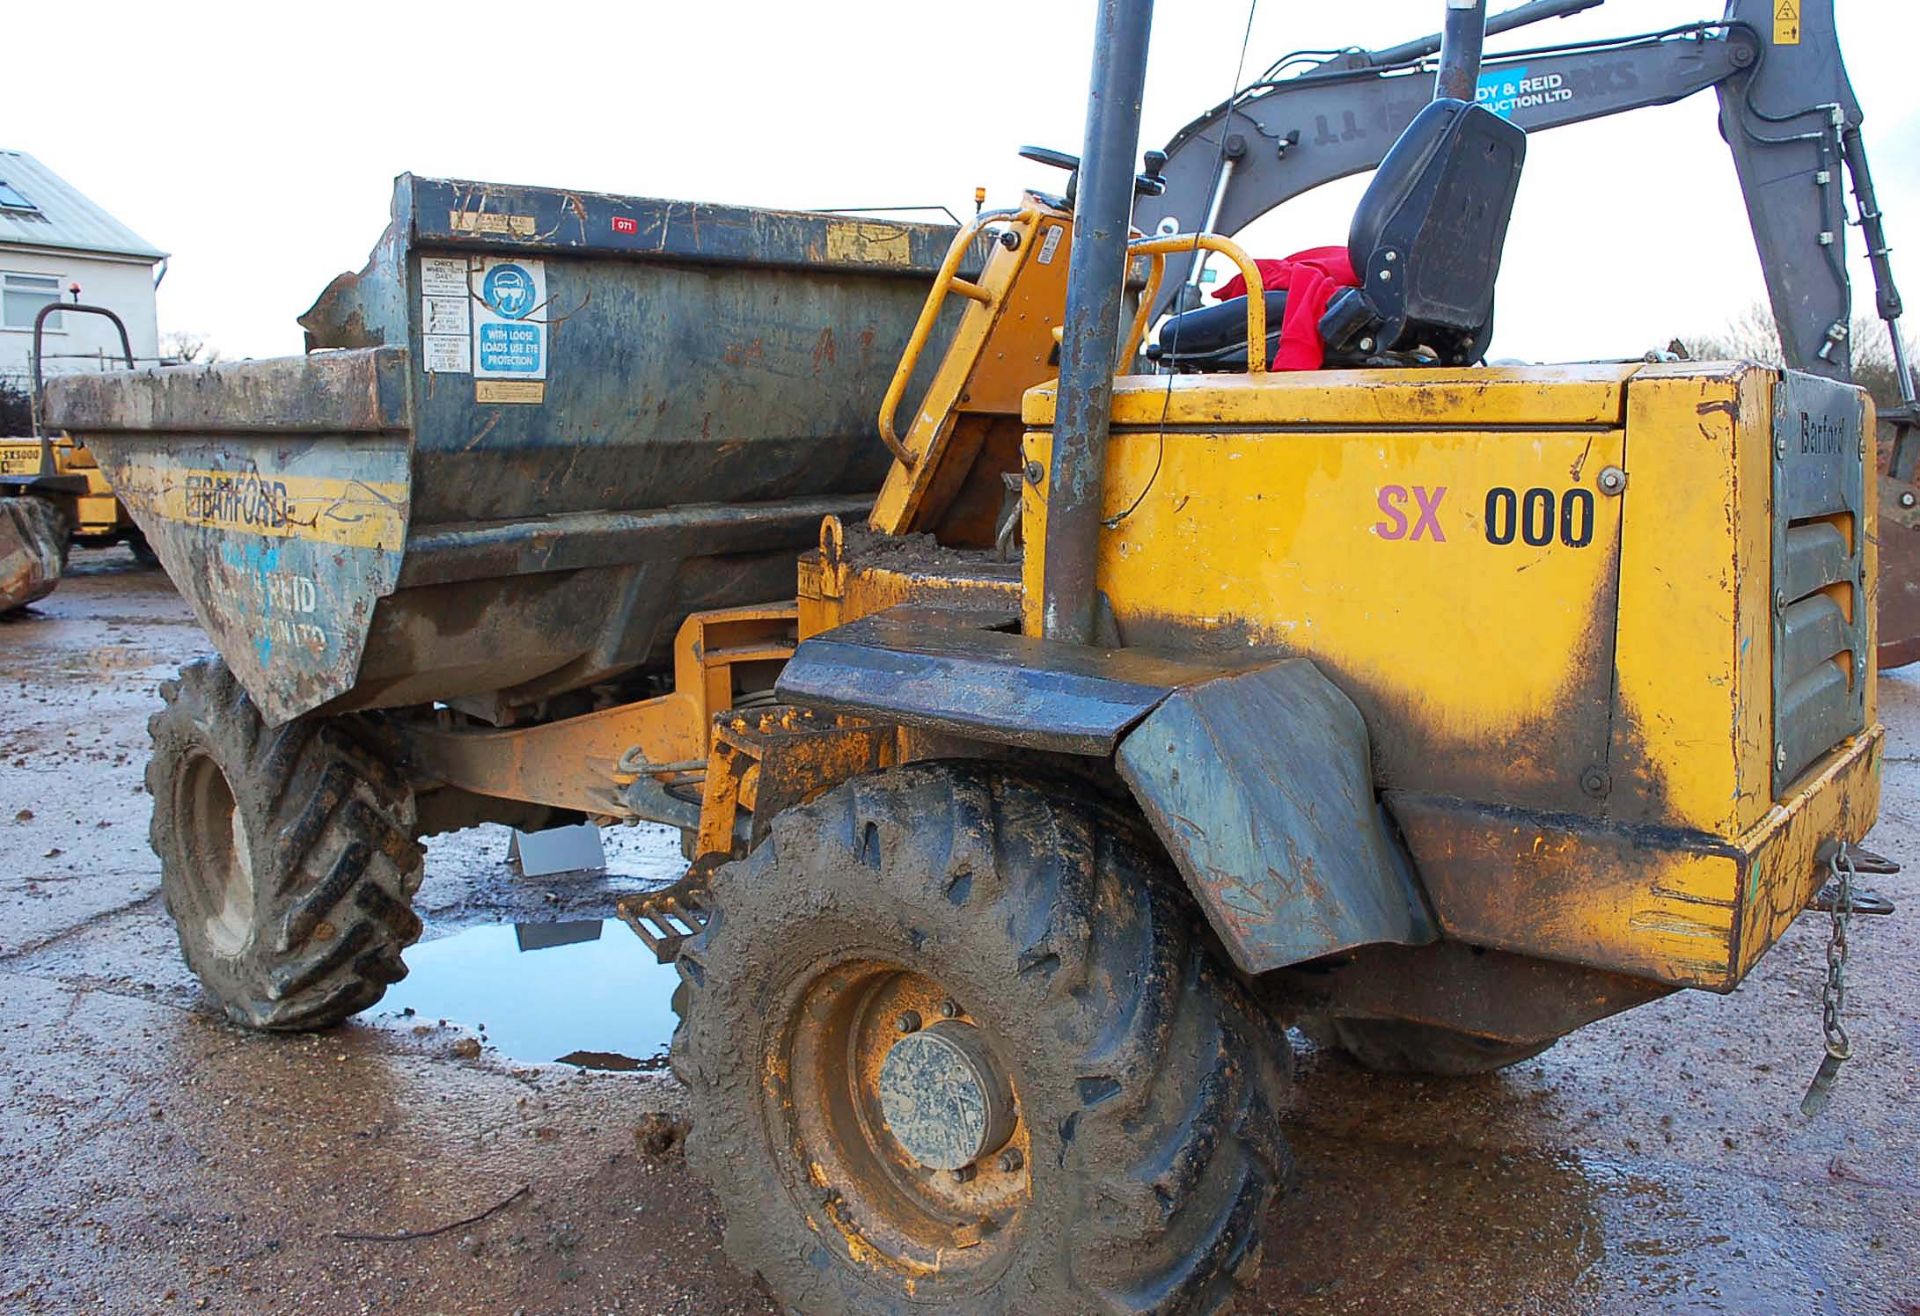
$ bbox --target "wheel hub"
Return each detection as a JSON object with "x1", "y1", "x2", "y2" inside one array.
[
  {"x1": 179, "y1": 750, "x2": 253, "y2": 958},
  {"x1": 781, "y1": 962, "x2": 1030, "y2": 1283},
  {"x1": 877, "y1": 1019, "x2": 1016, "y2": 1170}
]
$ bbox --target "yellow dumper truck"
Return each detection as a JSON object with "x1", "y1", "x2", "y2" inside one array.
[{"x1": 45, "y1": 0, "x2": 1900, "y2": 1309}]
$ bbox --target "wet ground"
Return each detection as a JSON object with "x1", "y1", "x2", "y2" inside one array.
[{"x1": 1, "y1": 549, "x2": 1916, "y2": 1315}]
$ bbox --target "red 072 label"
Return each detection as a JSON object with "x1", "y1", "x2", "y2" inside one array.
[{"x1": 1374, "y1": 484, "x2": 1595, "y2": 548}]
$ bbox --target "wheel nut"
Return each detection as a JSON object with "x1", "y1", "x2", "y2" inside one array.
[
  {"x1": 997, "y1": 1148, "x2": 1024, "y2": 1173},
  {"x1": 940, "y1": 999, "x2": 960, "y2": 1019},
  {"x1": 896, "y1": 1010, "x2": 922, "y2": 1034},
  {"x1": 949, "y1": 1164, "x2": 977, "y2": 1184}
]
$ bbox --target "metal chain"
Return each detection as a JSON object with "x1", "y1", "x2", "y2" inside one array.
[
  {"x1": 1801, "y1": 841, "x2": 1855, "y2": 1117},
  {"x1": 1823, "y1": 843, "x2": 1854, "y2": 1055}
]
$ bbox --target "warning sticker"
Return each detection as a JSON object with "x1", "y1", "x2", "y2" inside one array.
[
  {"x1": 825, "y1": 220, "x2": 912, "y2": 267},
  {"x1": 449, "y1": 210, "x2": 537, "y2": 237},
  {"x1": 1036, "y1": 224, "x2": 1065, "y2": 266},
  {"x1": 420, "y1": 256, "x2": 471, "y2": 375},
  {"x1": 475, "y1": 379, "x2": 546, "y2": 405},
  {"x1": 471, "y1": 257, "x2": 548, "y2": 382},
  {"x1": 1774, "y1": 0, "x2": 1800, "y2": 44},
  {"x1": 424, "y1": 335, "x2": 470, "y2": 373}
]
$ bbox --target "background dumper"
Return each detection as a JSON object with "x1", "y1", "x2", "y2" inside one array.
[{"x1": 0, "y1": 303, "x2": 153, "y2": 611}]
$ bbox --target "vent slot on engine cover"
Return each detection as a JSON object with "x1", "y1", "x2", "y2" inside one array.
[{"x1": 1771, "y1": 372, "x2": 1868, "y2": 794}]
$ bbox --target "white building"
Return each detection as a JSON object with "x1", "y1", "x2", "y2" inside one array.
[{"x1": 0, "y1": 149, "x2": 166, "y2": 394}]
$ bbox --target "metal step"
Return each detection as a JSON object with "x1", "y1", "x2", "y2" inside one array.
[{"x1": 615, "y1": 875, "x2": 712, "y2": 964}]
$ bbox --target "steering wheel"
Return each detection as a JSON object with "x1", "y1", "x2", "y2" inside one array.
[{"x1": 1019, "y1": 145, "x2": 1166, "y2": 198}]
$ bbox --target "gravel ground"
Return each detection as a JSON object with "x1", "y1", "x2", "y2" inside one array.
[{"x1": 0, "y1": 549, "x2": 1914, "y2": 1314}]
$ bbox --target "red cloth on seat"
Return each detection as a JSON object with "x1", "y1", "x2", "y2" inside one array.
[{"x1": 1211, "y1": 245, "x2": 1358, "y2": 371}]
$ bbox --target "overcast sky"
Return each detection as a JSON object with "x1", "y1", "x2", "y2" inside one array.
[{"x1": 9, "y1": 0, "x2": 1917, "y2": 365}]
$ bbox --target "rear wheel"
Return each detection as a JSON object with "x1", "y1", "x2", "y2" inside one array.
[
  {"x1": 672, "y1": 762, "x2": 1290, "y2": 1314},
  {"x1": 1301, "y1": 1013, "x2": 1554, "y2": 1076},
  {"x1": 149, "y1": 658, "x2": 425, "y2": 1030}
]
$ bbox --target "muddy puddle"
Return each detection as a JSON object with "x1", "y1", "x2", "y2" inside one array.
[{"x1": 374, "y1": 919, "x2": 681, "y2": 1071}]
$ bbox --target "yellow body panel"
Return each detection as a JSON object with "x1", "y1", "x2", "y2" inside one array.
[
  {"x1": 1733, "y1": 725, "x2": 1881, "y2": 978},
  {"x1": 1392, "y1": 725, "x2": 1880, "y2": 988},
  {"x1": 1025, "y1": 363, "x2": 1641, "y2": 429},
  {"x1": 0, "y1": 442, "x2": 42, "y2": 477},
  {"x1": 1017, "y1": 362, "x2": 1880, "y2": 988},
  {"x1": 1023, "y1": 369, "x2": 1638, "y2": 808},
  {"x1": 76, "y1": 486, "x2": 121, "y2": 537},
  {"x1": 1608, "y1": 365, "x2": 1776, "y2": 835},
  {"x1": 1031, "y1": 421, "x2": 1630, "y2": 801}
]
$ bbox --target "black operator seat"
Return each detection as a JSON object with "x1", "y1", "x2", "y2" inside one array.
[
  {"x1": 1151, "y1": 98, "x2": 1527, "y2": 372},
  {"x1": 1144, "y1": 290, "x2": 1289, "y2": 370}
]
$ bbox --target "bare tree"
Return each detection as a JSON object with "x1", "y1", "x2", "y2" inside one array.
[
  {"x1": 1677, "y1": 302, "x2": 1788, "y2": 366},
  {"x1": 1678, "y1": 302, "x2": 1913, "y2": 419},
  {"x1": 158, "y1": 330, "x2": 221, "y2": 365}
]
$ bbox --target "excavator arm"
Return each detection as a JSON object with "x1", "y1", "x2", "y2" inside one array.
[
  {"x1": 1135, "y1": 0, "x2": 1899, "y2": 389},
  {"x1": 1138, "y1": 8, "x2": 1752, "y2": 299}
]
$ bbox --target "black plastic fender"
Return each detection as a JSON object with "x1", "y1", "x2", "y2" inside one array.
[{"x1": 1116, "y1": 659, "x2": 1436, "y2": 975}]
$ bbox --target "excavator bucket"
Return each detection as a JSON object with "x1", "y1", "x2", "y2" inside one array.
[{"x1": 0, "y1": 496, "x2": 66, "y2": 613}]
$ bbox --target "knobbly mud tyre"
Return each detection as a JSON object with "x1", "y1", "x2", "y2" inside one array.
[
  {"x1": 1301, "y1": 1014, "x2": 1554, "y2": 1076},
  {"x1": 672, "y1": 762, "x2": 1291, "y2": 1314},
  {"x1": 148, "y1": 658, "x2": 425, "y2": 1030},
  {"x1": 0, "y1": 494, "x2": 69, "y2": 612}
]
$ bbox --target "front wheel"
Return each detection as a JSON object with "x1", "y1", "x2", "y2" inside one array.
[
  {"x1": 672, "y1": 762, "x2": 1291, "y2": 1314},
  {"x1": 0, "y1": 495, "x2": 69, "y2": 611},
  {"x1": 148, "y1": 659, "x2": 425, "y2": 1030}
]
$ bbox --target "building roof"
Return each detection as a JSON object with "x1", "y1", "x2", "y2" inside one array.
[{"x1": 0, "y1": 150, "x2": 167, "y2": 262}]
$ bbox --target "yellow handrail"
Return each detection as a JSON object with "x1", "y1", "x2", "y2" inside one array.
[
  {"x1": 1123, "y1": 233, "x2": 1270, "y2": 374},
  {"x1": 875, "y1": 208, "x2": 1034, "y2": 467}
]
